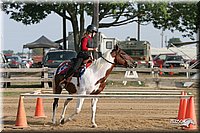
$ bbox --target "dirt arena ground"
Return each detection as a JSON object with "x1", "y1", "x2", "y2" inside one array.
[{"x1": 1, "y1": 86, "x2": 199, "y2": 132}]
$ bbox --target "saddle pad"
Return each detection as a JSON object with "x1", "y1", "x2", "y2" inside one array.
[
  {"x1": 56, "y1": 60, "x2": 92, "y2": 76},
  {"x1": 56, "y1": 61, "x2": 72, "y2": 75}
]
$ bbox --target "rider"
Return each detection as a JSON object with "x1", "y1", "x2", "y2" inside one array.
[
  {"x1": 81, "y1": 24, "x2": 98, "y2": 60},
  {"x1": 59, "y1": 51, "x2": 91, "y2": 85}
]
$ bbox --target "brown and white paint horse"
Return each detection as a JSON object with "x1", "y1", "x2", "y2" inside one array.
[{"x1": 52, "y1": 45, "x2": 135, "y2": 127}]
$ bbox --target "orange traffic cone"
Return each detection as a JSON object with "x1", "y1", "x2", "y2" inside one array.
[
  {"x1": 159, "y1": 64, "x2": 163, "y2": 75},
  {"x1": 177, "y1": 92, "x2": 188, "y2": 120},
  {"x1": 34, "y1": 98, "x2": 47, "y2": 118},
  {"x1": 183, "y1": 96, "x2": 197, "y2": 130},
  {"x1": 169, "y1": 64, "x2": 174, "y2": 76},
  {"x1": 177, "y1": 91, "x2": 184, "y2": 120},
  {"x1": 13, "y1": 96, "x2": 29, "y2": 128}
]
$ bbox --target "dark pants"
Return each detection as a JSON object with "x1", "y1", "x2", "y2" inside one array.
[
  {"x1": 64, "y1": 58, "x2": 83, "y2": 79},
  {"x1": 82, "y1": 51, "x2": 98, "y2": 60}
]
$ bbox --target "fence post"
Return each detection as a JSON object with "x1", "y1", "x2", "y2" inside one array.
[
  {"x1": 43, "y1": 67, "x2": 49, "y2": 89},
  {"x1": 150, "y1": 61, "x2": 154, "y2": 76},
  {"x1": 154, "y1": 67, "x2": 160, "y2": 89},
  {"x1": 186, "y1": 63, "x2": 190, "y2": 78}
]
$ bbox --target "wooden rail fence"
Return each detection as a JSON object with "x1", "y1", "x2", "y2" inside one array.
[{"x1": 0, "y1": 67, "x2": 198, "y2": 88}]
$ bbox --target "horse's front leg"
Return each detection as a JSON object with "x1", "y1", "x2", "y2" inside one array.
[
  {"x1": 60, "y1": 98, "x2": 73, "y2": 124},
  {"x1": 64, "y1": 97, "x2": 85, "y2": 122},
  {"x1": 91, "y1": 98, "x2": 98, "y2": 128}
]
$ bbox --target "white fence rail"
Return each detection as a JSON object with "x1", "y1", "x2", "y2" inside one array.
[{"x1": 0, "y1": 67, "x2": 198, "y2": 87}]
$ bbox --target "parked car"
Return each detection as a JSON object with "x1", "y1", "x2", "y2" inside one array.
[
  {"x1": 153, "y1": 53, "x2": 177, "y2": 67},
  {"x1": 6, "y1": 55, "x2": 24, "y2": 68},
  {"x1": 163, "y1": 55, "x2": 186, "y2": 68},
  {"x1": 41, "y1": 50, "x2": 77, "y2": 87},
  {"x1": 42, "y1": 50, "x2": 77, "y2": 68},
  {"x1": 0, "y1": 53, "x2": 11, "y2": 87}
]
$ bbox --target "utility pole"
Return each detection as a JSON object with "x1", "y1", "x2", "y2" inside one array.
[
  {"x1": 63, "y1": 9, "x2": 66, "y2": 50},
  {"x1": 165, "y1": 35, "x2": 167, "y2": 47},
  {"x1": 93, "y1": 0, "x2": 99, "y2": 58},
  {"x1": 137, "y1": 4, "x2": 140, "y2": 41}
]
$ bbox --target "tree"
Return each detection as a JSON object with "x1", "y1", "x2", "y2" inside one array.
[
  {"x1": 143, "y1": 2, "x2": 198, "y2": 40},
  {"x1": 1, "y1": 1, "x2": 198, "y2": 51},
  {"x1": 168, "y1": 37, "x2": 182, "y2": 44},
  {"x1": 2, "y1": 50, "x2": 14, "y2": 55},
  {"x1": 32, "y1": 48, "x2": 43, "y2": 56}
]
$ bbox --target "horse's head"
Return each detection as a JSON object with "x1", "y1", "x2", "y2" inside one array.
[{"x1": 111, "y1": 45, "x2": 136, "y2": 68}]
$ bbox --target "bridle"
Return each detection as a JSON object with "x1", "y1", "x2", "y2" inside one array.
[
  {"x1": 100, "y1": 48, "x2": 127, "y2": 65},
  {"x1": 100, "y1": 55, "x2": 115, "y2": 65},
  {"x1": 114, "y1": 48, "x2": 128, "y2": 65}
]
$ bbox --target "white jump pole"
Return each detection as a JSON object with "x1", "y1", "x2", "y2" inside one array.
[{"x1": 20, "y1": 93, "x2": 192, "y2": 99}]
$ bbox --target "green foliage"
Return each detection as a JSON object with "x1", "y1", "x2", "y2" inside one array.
[
  {"x1": 143, "y1": 2, "x2": 198, "y2": 40},
  {"x1": 168, "y1": 37, "x2": 182, "y2": 44},
  {"x1": 1, "y1": 1, "x2": 198, "y2": 50},
  {"x1": 2, "y1": 2, "x2": 52, "y2": 25},
  {"x1": 3, "y1": 50, "x2": 14, "y2": 55}
]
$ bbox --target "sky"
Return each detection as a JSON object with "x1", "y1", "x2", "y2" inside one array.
[{"x1": 0, "y1": 7, "x2": 197, "y2": 53}]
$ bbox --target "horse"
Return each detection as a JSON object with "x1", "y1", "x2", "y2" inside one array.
[{"x1": 52, "y1": 45, "x2": 135, "y2": 127}]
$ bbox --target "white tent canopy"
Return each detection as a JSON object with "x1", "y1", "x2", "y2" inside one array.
[{"x1": 151, "y1": 47, "x2": 197, "y2": 60}]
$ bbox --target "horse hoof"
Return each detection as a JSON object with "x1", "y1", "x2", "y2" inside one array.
[
  {"x1": 52, "y1": 120, "x2": 56, "y2": 125},
  {"x1": 52, "y1": 121, "x2": 55, "y2": 125},
  {"x1": 59, "y1": 118, "x2": 65, "y2": 125},
  {"x1": 91, "y1": 124, "x2": 97, "y2": 128},
  {"x1": 60, "y1": 119, "x2": 65, "y2": 125}
]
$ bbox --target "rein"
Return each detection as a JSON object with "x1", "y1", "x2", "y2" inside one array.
[{"x1": 100, "y1": 56, "x2": 115, "y2": 65}]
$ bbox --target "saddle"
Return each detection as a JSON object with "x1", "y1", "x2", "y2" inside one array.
[{"x1": 56, "y1": 60, "x2": 92, "y2": 86}]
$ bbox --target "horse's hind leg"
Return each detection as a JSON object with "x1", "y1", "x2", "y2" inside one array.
[
  {"x1": 52, "y1": 98, "x2": 59, "y2": 124},
  {"x1": 91, "y1": 98, "x2": 98, "y2": 128},
  {"x1": 60, "y1": 82, "x2": 77, "y2": 124},
  {"x1": 52, "y1": 75, "x2": 63, "y2": 124},
  {"x1": 59, "y1": 98, "x2": 73, "y2": 124}
]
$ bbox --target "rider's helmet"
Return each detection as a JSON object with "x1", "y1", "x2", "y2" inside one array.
[{"x1": 86, "y1": 24, "x2": 98, "y2": 33}]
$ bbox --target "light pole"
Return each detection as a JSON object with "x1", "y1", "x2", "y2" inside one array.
[{"x1": 160, "y1": 29, "x2": 164, "y2": 48}]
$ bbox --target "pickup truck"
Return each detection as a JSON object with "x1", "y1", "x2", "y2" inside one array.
[
  {"x1": 162, "y1": 55, "x2": 185, "y2": 68},
  {"x1": 153, "y1": 53, "x2": 176, "y2": 67}
]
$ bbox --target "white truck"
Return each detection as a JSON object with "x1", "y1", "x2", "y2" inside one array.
[{"x1": 96, "y1": 32, "x2": 118, "y2": 54}]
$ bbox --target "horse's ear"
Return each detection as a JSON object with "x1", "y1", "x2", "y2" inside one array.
[{"x1": 114, "y1": 44, "x2": 119, "y2": 50}]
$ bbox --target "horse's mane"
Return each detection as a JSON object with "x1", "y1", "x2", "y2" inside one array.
[{"x1": 88, "y1": 50, "x2": 114, "y2": 71}]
